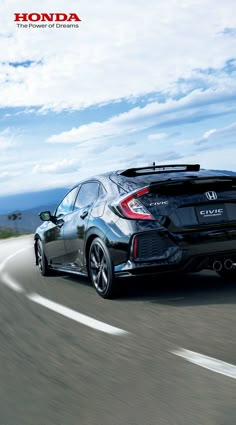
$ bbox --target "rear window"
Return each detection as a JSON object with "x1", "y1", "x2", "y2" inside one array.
[
  {"x1": 109, "y1": 171, "x2": 236, "y2": 193},
  {"x1": 109, "y1": 171, "x2": 201, "y2": 192},
  {"x1": 149, "y1": 178, "x2": 236, "y2": 196}
]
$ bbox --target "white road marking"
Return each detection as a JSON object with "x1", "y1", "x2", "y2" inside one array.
[
  {"x1": 27, "y1": 293, "x2": 129, "y2": 336},
  {"x1": 0, "y1": 243, "x2": 128, "y2": 337},
  {"x1": 0, "y1": 245, "x2": 32, "y2": 272},
  {"x1": 0, "y1": 245, "x2": 32, "y2": 292},
  {"x1": 1, "y1": 272, "x2": 24, "y2": 293},
  {"x1": 172, "y1": 348, "x2": 236, "y2": 380}
]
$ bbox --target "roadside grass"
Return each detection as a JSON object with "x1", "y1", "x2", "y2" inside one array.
[{"x1": 0, "y1": 228, "x2": 28, "y2": 239}]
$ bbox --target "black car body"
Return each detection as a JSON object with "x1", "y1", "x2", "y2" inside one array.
[{"x1": 34, "y1": 164, "x2": 236, "y2": 297}]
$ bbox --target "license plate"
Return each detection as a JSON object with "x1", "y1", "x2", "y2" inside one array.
[{"x1": 196, "y1": 204, "x2": 228, "y2": 224}]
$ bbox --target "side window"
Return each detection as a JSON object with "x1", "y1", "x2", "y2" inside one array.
[
  {"x1": 74, "y1": 182, "x2": 99, "y2": 210},
  {"x1": 56, "y1": 187, "x2": 79, "y2": 216},
  {"x1": 99, "y1": 184, "x2": 107, "y2": 197}
]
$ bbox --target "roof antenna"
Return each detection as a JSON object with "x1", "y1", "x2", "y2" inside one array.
[{"x1": 153, "y1": 162, "x2": 155, "y2": 170}]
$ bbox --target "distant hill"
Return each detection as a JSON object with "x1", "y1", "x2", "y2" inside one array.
[
  {"x1": 210, "y1": 170, "x2": 236, "y2": 176},
  {"x1": 0, "y1": 187, "x2": 69, "y2": 233},
  {"x1": 0, "y1": 204, "x2": 57, "y2": 233},
  {"x1": 0, "y1": 187, "x2": 68, "y2": 215}
]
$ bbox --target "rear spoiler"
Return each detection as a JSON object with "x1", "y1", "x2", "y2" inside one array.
[{"x1": 119, "y1": 164, "x2": 200, "y2": 177}]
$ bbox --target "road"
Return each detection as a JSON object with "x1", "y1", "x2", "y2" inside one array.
[{"x1": 0, "y1": 235, "x2": 235, "y2": 425}]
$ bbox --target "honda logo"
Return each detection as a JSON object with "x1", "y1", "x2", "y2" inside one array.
[{"x1": 205, "y1": 191, "x2": 217, "y2": 200}]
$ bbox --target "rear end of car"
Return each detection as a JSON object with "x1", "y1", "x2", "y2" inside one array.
[{"x1": 109, "y1": 165, "x2": 236, "y2": 277}]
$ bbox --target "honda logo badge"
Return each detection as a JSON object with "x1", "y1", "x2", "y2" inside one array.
[{"x1": 205, "y1": 191, "x2": 217, "y2": 200}]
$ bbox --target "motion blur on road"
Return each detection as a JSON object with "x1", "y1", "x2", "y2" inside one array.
[{"x1": 0, "y1": 235, "x2": 235, "y2": 425}]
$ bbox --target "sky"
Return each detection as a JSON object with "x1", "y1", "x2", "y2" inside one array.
[{"x1": 0, "y1": 0, "x2": 236, "y2": 196}]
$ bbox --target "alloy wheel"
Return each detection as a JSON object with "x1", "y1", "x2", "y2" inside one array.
[
  {"x1": 90, "y1": 242, "x2": 109, "y2": 293},
  {"x1": 37, "y1": 242, "x2": 43, "y2": 273}
]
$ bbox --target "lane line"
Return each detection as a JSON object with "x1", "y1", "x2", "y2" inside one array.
[
  {"x1": 0, "y1": 245, "x2": 32, "y2": 292},
  {"x1": 172, "y1": 348, "x2": 236, "y2": 380},
  {"x1": 0, "y1": 244, "x2": 129, "y2": 337},
  {"x1": 27, "y1": 293, "x2": 129, "y2": 336},
  {"x1": 1, "y1": 272, "x2": 24, "y2": 293},
  {"x1": 0, "y1": 245, "x2": 32, "y2": 272}
]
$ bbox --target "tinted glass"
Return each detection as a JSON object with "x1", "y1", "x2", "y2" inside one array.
[
  {"x1": 99, "y1": 184, "x2": 107, "y2": 197},
  {"x1": 74, "y1": 182, "x2": 99, "y2": 209},
  {"x1": 56, "y1": 187, "x2": 78, "y2": 215}
]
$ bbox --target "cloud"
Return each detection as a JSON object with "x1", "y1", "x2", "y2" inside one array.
[
  {"x1": 179, "y1": 147, "x2": 236, "y2": 172},
  {"x1": 174, "y1": 121, "x2": 236, "y2": 152},
  {"x1": 0, "y1": 0, "x2": 236, "y2": 110},
  {"x1": 0, "y1": 171, "x2": 21, "y2": 181},
  {"x1": 0, "y1": 128, "x2": 16, "y2": 150},
  {"x1": 147, "y1": 133, "x2": 168, "y2": 140},
  {"x1": 194, "y1": 122, "x2": 236, "y2": 146},
  {"x1": 33, "y1": 158, "x2": 80, "y2": 174},
  {"x1": 1, "y1": 0, "x2": 236, "y2": 196},
  {"x1": 3, "y1": 142, "x2": 236, "y2": 197},
  {"x1": 47, "y1": 86, "x2": 236, "y2": 144},
  {"x1": 202, "y1": 129, "x2": 217, "y2": 139}
]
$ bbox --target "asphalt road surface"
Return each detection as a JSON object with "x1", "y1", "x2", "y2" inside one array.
[{"x1": 0, "y1": 235, "x2": 235, "y2": 425}]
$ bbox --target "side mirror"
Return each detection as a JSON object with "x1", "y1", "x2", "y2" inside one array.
[{"x1": 39, "y1": 211, "x2": 53, "y2": 222}]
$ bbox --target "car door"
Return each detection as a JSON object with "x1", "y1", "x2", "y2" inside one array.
[
  {"x1": 43, "y1": 186, "x2": 79, "y2": 265},
  {"x1": 63, "y1": 181, "x2": 100, "y2": 269}
]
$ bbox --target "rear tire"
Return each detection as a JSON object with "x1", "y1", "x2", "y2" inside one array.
[
  {"x1": 36, "y1": 239, "x2": 51, "y2": 276},
  {"x1": 217, "y1": 269, "x2": 236, "y2": 281},
  {"x1": 88, "y1": 238, "x2": 118, "y2": 299}
]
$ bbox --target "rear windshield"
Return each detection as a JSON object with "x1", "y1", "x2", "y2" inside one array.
[{"x1": 109, "y1": 170, "x2": 231, "y2": 193}]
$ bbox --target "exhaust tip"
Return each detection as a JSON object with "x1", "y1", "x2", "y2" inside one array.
[
  {"x1": 213, "y1": 260, "x2": 222, "y2": 272},
  {"x1": 224, "y1": 259, "x2": 233, "y2": 270}
]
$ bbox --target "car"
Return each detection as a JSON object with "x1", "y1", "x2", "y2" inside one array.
[{"x1": 34, "y1": 164, "x2": 236, "y2": 298}]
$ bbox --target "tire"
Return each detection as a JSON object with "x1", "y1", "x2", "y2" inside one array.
[
  {"x1": 88, "y1": 237, "x2": 117, "y2": 299},
  {"x1": 217, "y1": 269, "x2": 236, "y2": 281},
  {"x1": 36, "y1": 239, "x2": 51, "y2": 276}
]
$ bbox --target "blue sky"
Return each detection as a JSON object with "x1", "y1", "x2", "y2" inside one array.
[{"x1": 0, "y1": 0, "x2": 236, "y2": 195}]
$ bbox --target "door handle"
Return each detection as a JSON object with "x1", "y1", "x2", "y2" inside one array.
[{"x1": 80, "y1": 210, "x2": 89, "y2": 219}]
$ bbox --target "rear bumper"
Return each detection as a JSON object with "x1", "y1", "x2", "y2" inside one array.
[{"x1": 114, "y1": 227, "x2": 236, "y2": 276}]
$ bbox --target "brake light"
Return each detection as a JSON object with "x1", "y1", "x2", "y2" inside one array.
[
  {"x1": 136, "y1": 187, "x2": 149, "y2": 197},
  {"x1": 119, "y1": 187, "x2": 154, "y2": 220}
]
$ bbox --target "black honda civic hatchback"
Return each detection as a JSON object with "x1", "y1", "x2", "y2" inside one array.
[{"x1": 34, "y1": 164, "x2": 236, "y2": 298}]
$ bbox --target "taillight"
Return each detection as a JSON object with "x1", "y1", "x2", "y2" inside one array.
[{"x1": 119, "y1": 187, "x2": 154, "y2": 220}]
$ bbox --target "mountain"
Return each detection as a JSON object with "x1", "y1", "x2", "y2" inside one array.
[
  {"x1": 0, "y1": 187, "x2": 69, "y2": 233},
  {"x1": 0, "y1": 204, "x2": 57, "y2": 233},
  {"x1": 0, "y1": 187, "x2": 68, "y2": 215},
  {"x1": 210, "y1": 170, "x2": 236, "y2": 176}
]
